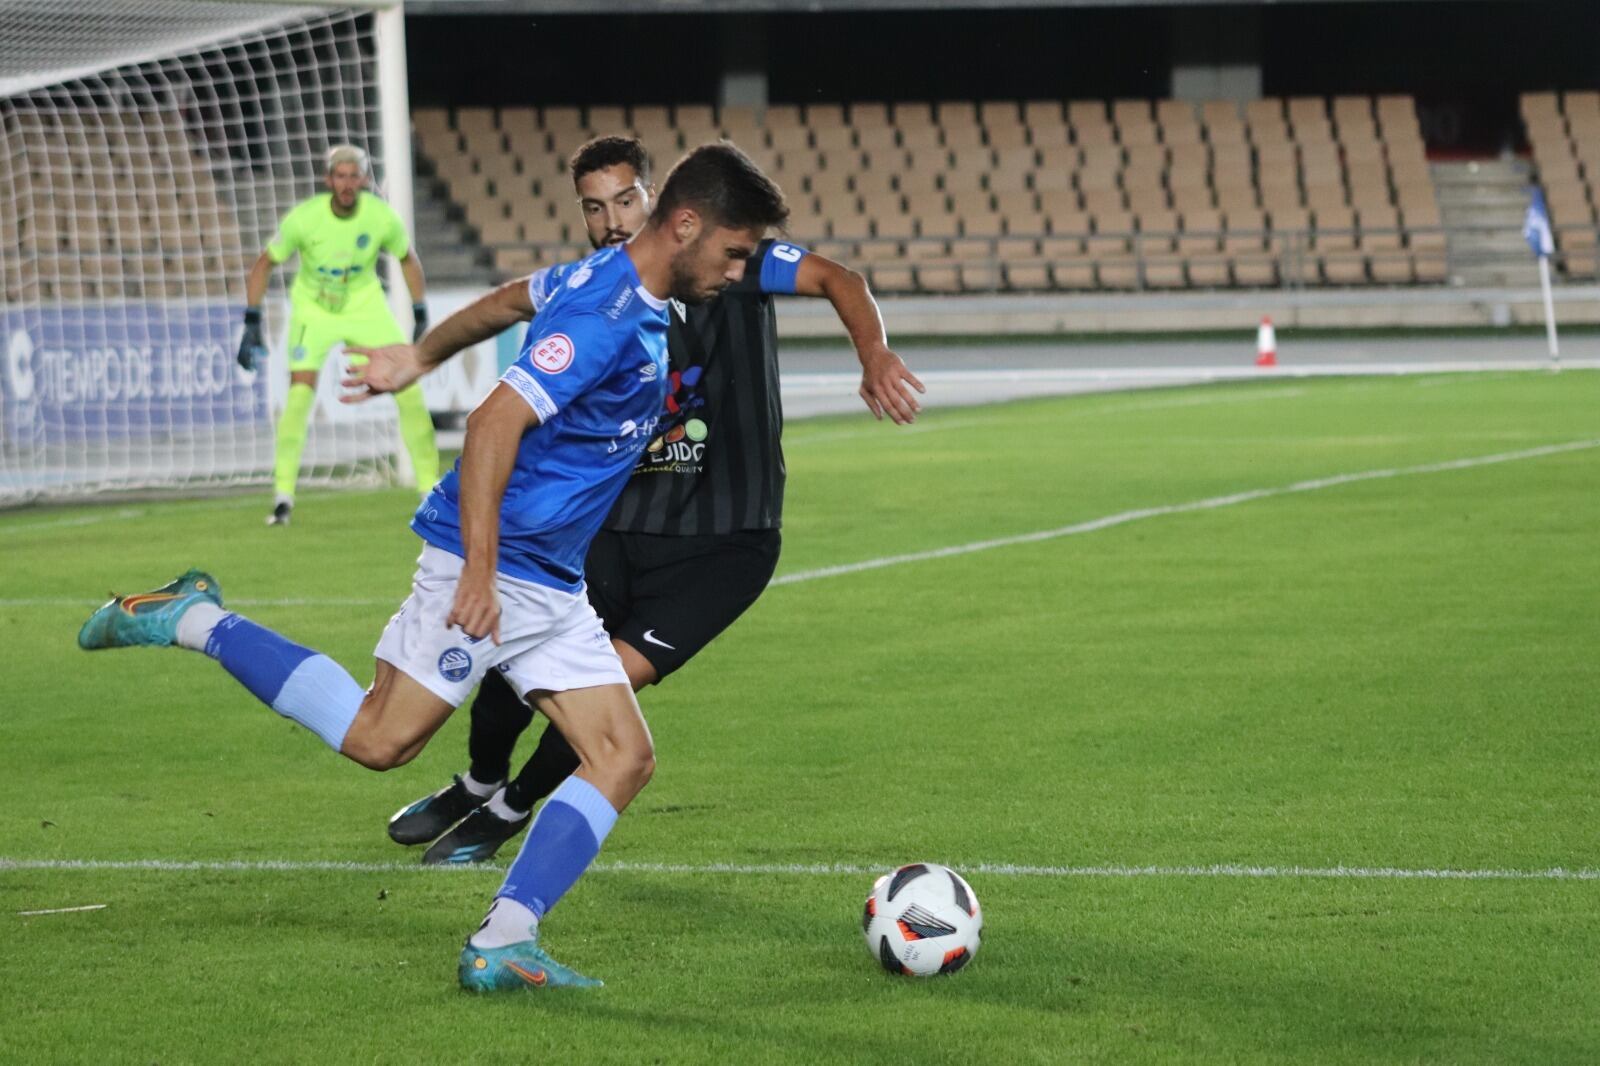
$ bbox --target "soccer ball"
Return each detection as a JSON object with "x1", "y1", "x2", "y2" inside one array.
[{"x1": 862, "y1": 863, "x2": 982, "y2": 976}]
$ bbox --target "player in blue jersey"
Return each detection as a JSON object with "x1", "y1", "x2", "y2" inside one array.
[
  {"x1": 76, "y1": 144, "x2": 792, "y2": 992},
  {"x1": 351, "y1": 135, "x2": 924, "y2": 866}
]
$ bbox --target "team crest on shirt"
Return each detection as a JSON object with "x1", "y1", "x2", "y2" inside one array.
[
  {"x1": 356, "y1": 233, "x2": 371, "y2": 249},
  {"x1": 531, "y1": 333, "x2": 574, "y2": 374},
  {"x1": 567, "y1": 264, "x2": 593, "y2": 289}
]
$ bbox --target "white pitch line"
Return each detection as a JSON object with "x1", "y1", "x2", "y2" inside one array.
[
  {"x1": 1, "y1": 857, "x2": 1596, "y2": 882},
  {"x1": 5, "y1": 439, "x2": 1597, "y2": 611},
  {"x1": 16, "y1": 903, "x2": 108, "y2": 916},
  {"x1": 770, "y1": 438, "x2": 1600, "y2": 587},
  {"x1": 0, "y1": 488, "x2": 396, "y2": 536}
]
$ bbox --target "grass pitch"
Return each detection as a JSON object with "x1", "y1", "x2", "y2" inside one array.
[{"x1": 3, "y1": 369, "x2": 1598, "y2": 1064}]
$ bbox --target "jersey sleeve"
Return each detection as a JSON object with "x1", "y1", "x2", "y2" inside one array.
[
  {"x1": 747, "y1": 238, "x2": 808, "y2": 295},
  {"x1": 526, "y1": 260, "x2": 576, "y2": 312},
  {"x1": 265, "y1": 205, "x2": 301, "y2": 262},
  {"x1": 498, "y1": 310, "x2": 617, "y2": 425},
  {"x1": 379, "y1": 201, "x2": 410, "y2": 258}
]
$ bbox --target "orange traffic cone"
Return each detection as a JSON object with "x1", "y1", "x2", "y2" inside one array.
[{"x1": 1255, "y1": 316, "x2": 1277, "y2": 367}]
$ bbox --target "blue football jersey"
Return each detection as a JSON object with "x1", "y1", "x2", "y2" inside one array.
[
  {"x1": 526, "y1": 258, "x2": 580, "y2": 312},
  {"x1": 412, "y1": 245, "x2": 670, "y2": 591}
]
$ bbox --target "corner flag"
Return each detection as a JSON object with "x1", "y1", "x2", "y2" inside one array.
[
  {"x1": 1523, "y1": 187, "x2": 1560, "y2": 365},
  {"x1": 1524, "y1": 188, "x2": 1555, "y2": 258}
]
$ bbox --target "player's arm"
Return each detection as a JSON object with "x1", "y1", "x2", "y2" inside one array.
[
  {"x1": 343, "y1": 276, "x2": 537, "y2": 401},
  {"x1": 241, "y1": 209, "x2": 301, "y2": 371},
  {"x1": 245, "y1": 252, "x2": 275, "y2": 308},
  {"x1": 789, "y1": 250, "x2": 926, "y2": 425},
  {"x1": 449, "y1": 382, "x2": 542, "y2": 644},
  {"x1": 398, "y1": 251, "x2": 429, "y2": 342},
  {"x1": 237, "y1": 252, "x2": 277, "y2": 371}
]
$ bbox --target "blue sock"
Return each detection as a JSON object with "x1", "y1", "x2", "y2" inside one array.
[
  {"x1": 204, "y1": 613, "x2": 364, "y2": 751},
  {"x1": 498, "y1": 776, "x2": 619, "y2": 919}
]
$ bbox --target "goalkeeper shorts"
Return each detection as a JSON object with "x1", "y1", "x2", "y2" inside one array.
[{"x1": 285, "y1": 284, "x2": 405, "y2": 373}]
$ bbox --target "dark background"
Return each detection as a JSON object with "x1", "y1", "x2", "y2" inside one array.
[{"x1": 407, "y1": 2, "x2": 1600, "y2": 153}]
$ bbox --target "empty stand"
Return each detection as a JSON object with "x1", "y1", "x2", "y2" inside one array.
[
  {"x1": 412, "y1": 94, "x2": 1444, "y2": 294},
  {"x1": 1524, "y1": 90, "x2": 1600, "y2": 278}
]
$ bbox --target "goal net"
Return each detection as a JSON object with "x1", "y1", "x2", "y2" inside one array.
[{"x1": 0, "y1": 0, "x2": 413, "y2": 507}]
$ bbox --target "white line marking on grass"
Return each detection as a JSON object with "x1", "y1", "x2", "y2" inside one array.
[
  {"x1": 16, "y1": 903, "x2": 108, "y2": 916},
  {"x1": 0, "y1": 509, "x2": 145, "y2": 534},
  {"x1": 2, "y1": 857, "x2": 1596, "y2": 882},
  {"x1": 6, "y1": 440, "x2": 1596, "y2": 611},
  {"x1": 770, "y1": 439, "x2": 1600, "y2": 587},
  {"x1": 788, "y1": 384, "x2": 1320, "y2": 448},
  {"x1": 0, "y1": 488, "x2": 399, "y2": 536}
]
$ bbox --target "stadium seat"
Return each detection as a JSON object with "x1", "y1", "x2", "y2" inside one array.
[
  {"x1": 1022, "y1": 99, "x2": 1063, "y2": 126},
  {"x1": 812, "y1": 126, "x2": 856, "y2": 157},
  {"x1": 805, "y1": 103, "x2": 844, "y2": 130},
  {"x1": 749, "y1": 105, "x2": 793, "y2": 132},
  {"x1": 1288, "y1": 97, "x2": 1335, "y2": 144},
  {"x1": 894, "y1": 102, "x2": 933, "y2": 128},
  {"x1": 1156, "y1": 100, "x2": 1201, "y2": 144},
  {"x1": 1119, "y1": 121, "x2": 1161, "y2": 150},
  {"x1": 851, "y1": 102, "x2": 891, "y2": 129},
  {"x1": 1245, "y1": 99, "x2": 1290, "y2": 145},
  {"x1": 1082, "y1": 187, "x2": 1126, "y2": 216},
  {"x1": 985, "y1": 124, "x2": 1031, "y2": 152}
]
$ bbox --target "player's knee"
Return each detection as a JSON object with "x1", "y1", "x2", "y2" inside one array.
[
  {"x1": 339, "y1": 730, "x2": 412, "y2": 771},
  {"x1": 616, "y1": 732, "x2": 655, "y2": 793},
  {"x1": 583, "y1": 728, "x2": 653, "y2": 796}
]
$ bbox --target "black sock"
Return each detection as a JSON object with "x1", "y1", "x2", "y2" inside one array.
[
  {"x1": 504, "y1": 724, "x2": 581, "y2": 813},
  {"x1": 467, "y1": 668, "x2": 533, "y2": 785}
]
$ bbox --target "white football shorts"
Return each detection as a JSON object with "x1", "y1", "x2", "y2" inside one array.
[{"x1": 374, "y1": 544, "x2": 628, "y2": 706}]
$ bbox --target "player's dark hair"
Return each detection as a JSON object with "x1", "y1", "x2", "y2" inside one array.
[
  {"x1": 569, "y1": 136, "x2": 651, "y2": 187},
  {"x1": 651, "y1": 142, "x2": 789, "y2": 233}
]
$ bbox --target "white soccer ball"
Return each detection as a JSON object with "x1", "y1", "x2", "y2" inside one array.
[{"x1": 862, "y1": 862, "x2": 982, "y2": 976}]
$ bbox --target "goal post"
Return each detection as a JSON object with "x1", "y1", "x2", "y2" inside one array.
[{"x1": 0, "y1": 0, "x2": 416, "y2": 507}]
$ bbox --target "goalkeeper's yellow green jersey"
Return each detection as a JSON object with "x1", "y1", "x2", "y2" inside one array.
[{"x1": 266, "y1": 192, "x2": 409, "y2": 313}]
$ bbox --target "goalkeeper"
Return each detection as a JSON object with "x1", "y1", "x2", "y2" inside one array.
[{"x1": 239, "y1": 144, "x2": 439, "y2": 526}]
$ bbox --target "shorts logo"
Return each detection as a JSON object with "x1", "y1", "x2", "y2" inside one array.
[
  {"x1": 438, "y1": 648, "x2": 473, "y2": 682},
  {"x1": 531, "y1": 333, "x2": 575, "y2": 374}
]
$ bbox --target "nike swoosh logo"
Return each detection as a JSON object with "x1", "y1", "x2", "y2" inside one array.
[
  {"x1": 505, "y1": 961, "x2": 548, "y2": 986},
  {"x1": 641, "y1": 629, "x2": 675, "y2": 650},
  {"x1": 119, "y1": 592, "x2": 180, "y2": 613}
]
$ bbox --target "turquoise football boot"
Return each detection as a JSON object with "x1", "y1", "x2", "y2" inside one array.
[
  {"x1": 459, "y1": 937, "x2": 603, "y2": 991},
  {"x1": 77, "y1": 569, "x2": 224, "y2": 651}
]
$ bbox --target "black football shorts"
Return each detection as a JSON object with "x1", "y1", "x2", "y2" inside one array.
[{"x1": 582, "y1": 528, "x2": 782, "y2": 682}]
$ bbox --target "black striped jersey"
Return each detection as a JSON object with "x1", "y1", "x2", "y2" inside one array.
[{"x1": 542, "y1": 238, "x2": 808, "y2": 536}]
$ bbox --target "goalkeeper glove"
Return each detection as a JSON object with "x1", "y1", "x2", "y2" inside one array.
[
  {"x1": 237, "y1": 307, "x2": 267, "y2": 371},
  {"x1": 412, "y1": 301, "x2": 428, "y2": 343}
]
